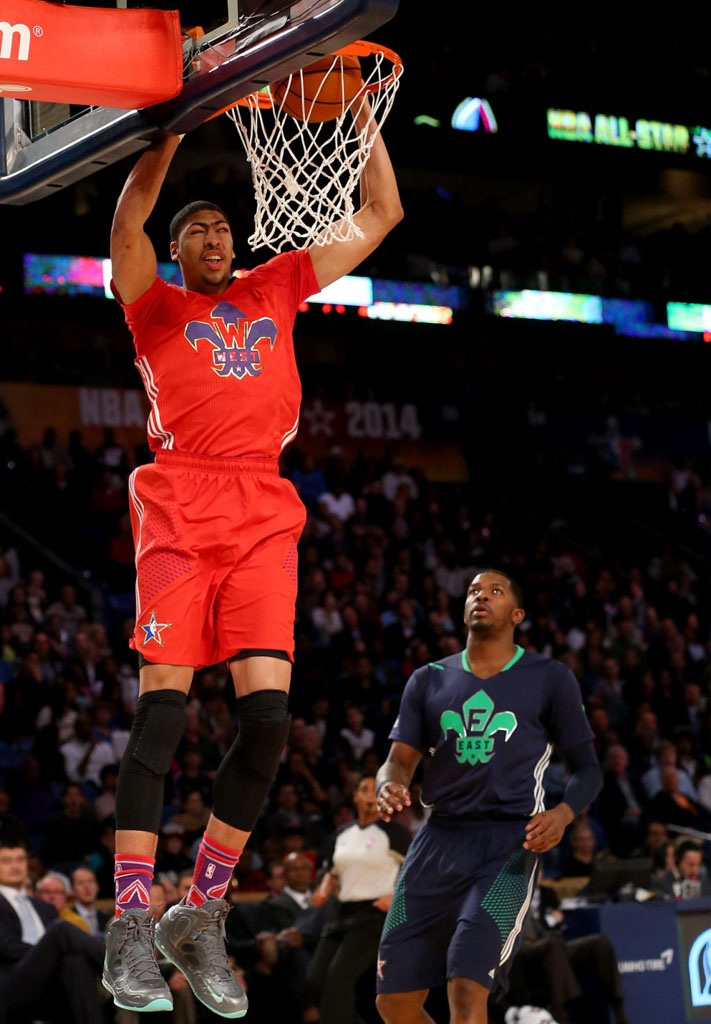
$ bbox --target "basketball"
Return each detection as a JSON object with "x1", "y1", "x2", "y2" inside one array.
[{"x1": 273, "y1": 54, "x2": 362, "y2": 123}]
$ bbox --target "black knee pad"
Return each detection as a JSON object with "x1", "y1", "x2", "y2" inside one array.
[
  {"x1": 115, "y1": 688, "x2": 186, "y2": 833},
  {"x1": 213, "y1": 690, "x2": 291, "y2": 833}
]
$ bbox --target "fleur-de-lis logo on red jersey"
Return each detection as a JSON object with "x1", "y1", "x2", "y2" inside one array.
[{"x1": 185, "y1": 300, "x2": 277, "y2": 379}]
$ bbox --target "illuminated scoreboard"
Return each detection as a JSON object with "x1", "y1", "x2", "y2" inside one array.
[{"x1": 547, "y1": 108, "x2": 711, "y2": 159}]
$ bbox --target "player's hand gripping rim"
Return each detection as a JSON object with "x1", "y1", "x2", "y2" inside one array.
[{"x1": 376, "y1": 782, "x2": 411, "y2": 822}]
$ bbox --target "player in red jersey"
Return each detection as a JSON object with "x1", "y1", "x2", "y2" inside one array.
[{"x1": 102, "y1": 100, "x2": 402, "y2": 1017}]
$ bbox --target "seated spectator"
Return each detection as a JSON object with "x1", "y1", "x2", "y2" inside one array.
[
  {"x1": 312, "y1": 590, "x2": 344, "y2": 645},
  {"x1": 35, "y1": 871, "x2": 88, "y2": 932},
  {"x1": 330, "y1": 552, "x2": 356, "y2": 595},
  {"x1": 652, "y1": 840, "x2": 711, "y2": 899},
  {"x1": 317, "y1": 484, "x2": 355, "y2": 522},
  {"x1": 598, "y1": 745, "x2": 643, "y2": 857},
  {"x1": 560, "y1": 823, "x2": 599, "y2": 878},
  {"x1": 627, "y1": 709, "x2": 660, "y2": 779},
  {"x1": 86, "y1": 819, "x2": 116, "y2": 899},
  {"x1": 507, "y1": 880, "x2": 631, "y2": 1024},
  {"x1": 296, "y1": 724, "x2": 336, "y2": 791},
  {"x1": 45, "y1": 584, "x2": 87, "y2": 640},
  {"x1": 181, "y1": 702, "x2": 221, "y2": 772},
  {"x1": 381, "y1": 458, "x2": 418, "y2": 503},
  {"x1": 173, "y1": 744, "x2": 214, "y2": 808},
  {"x1": 43, "y1": 783, "x2": 98, "y2": 871},
  {"x1": 59, "y1": 712, "x2": 116, "y2": 793},
  {"x1": 70, "y1": 866, "x2": 109, "y2": 936},
  {"x1": 234, "y1": 848, "x2": 268, "y2": 893},
  {"x1": 228, "y1": 851, "x2": 323, "y2": 1024},
  {"x1": 291, "y1": 454, "x2": 327, "y2": 508},
  {"x1": 680, "y1": 682, "x2": 709, "y2": 746},
  {"x1": 267, "y1": 783, "x2": 319, "y2": 849},
  {"x1": 631, "y1": 819, "x2": 670, "y2": 862},
  {"x1": 166, "y1": 790, "x2": 211, "y2": 845},
  {"x1": 156, "y1": 872, "x2": 179, "y2": 905},
  {"x1": 644, "y1": 766, "x2": 711, "y2": 833},
  {"x1": 284, "y1": 750, "x2": 328, "y2": 811},
  {"x1": 591, "y1": 657, "x2": 630, "y2": 731},
  {"x1": 155, "y1": 823, "x2": 193, "y2": 877},
  {"x1": 0, "y1": 838, "x2": 104, "y2": 1024},
  {"x1": 674, "y1": 725, "x2": 702, "y2": 779},
  {"x1": 93, "y1": 763, "x2": 118, "y2": 821},
  {"x1": 641, "y1": 739, "x2": 699, "y2": 802},
  {"x1": 340, "y1": 706, "x2": 375, "y2": 763},
  {"x1": 92, "y1": 697, "x2": 129, "y2": 759}
]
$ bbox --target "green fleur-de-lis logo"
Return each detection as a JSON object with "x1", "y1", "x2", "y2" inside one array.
[{"x1": 440, "y1": 690, "x2": 518, "y2": 765}]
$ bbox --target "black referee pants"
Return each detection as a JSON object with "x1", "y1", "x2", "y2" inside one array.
[
  {"x1": 307, "y1": 901, "x2": 384, "y2": 1024},
  {"x1": 6, "y1": 920, "x2": 104, "y2": 1024}
]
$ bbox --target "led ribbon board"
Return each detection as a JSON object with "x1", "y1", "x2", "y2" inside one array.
[
  {"x1": 491, "y1": 291, "x2": 698, "y2": 341},
  {"x1": 23, "y1": 256, "x2": 459, "y2": 323}
]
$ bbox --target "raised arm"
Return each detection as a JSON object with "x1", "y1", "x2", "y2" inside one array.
[
  {"x1": 111, "y1": 133, "x2": 183, "y2": 304},
  {"x1": 375, "y1": 740, "x2": 422, "y2": 823},
  {"x1": 308, "y1": 95, "x2": 403, "y2": 290}
]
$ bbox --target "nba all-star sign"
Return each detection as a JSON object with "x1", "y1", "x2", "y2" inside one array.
[{"x1": 548, "y1": 108, "x2": 711, "y2": 159}]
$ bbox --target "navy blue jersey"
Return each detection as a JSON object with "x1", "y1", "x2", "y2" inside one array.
[{"x1": 390, "y1": 647, "x2": 594, "y2": 819}]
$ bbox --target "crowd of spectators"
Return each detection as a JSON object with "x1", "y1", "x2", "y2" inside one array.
[{"x1": 0, "y1": 406, "x2": 708, "y2": 1020}]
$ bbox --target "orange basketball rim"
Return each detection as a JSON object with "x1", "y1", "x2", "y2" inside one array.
[{"x1": 208, "y1": 40, "x2": 402, "y2": 120}]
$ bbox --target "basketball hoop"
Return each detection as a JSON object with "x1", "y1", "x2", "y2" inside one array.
[{"x1": 224, "y1": 40, "x2": 403, "y2": 252}]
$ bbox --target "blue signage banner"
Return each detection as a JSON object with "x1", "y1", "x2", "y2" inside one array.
[
  {"x1": 564, "y1": 899, "x2": 711, "y2": 1023},
  {"x1": 599, "y1": 902, "x2": 687, "y2": 1021}
]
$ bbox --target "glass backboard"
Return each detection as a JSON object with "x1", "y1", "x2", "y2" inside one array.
[{"x1": 0, "y1": 0, "x2": 398, "y2": 204}]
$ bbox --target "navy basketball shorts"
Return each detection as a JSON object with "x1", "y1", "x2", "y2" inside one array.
[{"x1": 376, "y1": 816, "x2": 539, "y2": 995}]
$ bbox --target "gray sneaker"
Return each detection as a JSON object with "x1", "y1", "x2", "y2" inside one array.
[
  {"x1": 154, "y1": 899, "x2": 248, "y2": 1019},
  {"x1": 102, "y1": 908, "x2": 173, "y2": 1012}
]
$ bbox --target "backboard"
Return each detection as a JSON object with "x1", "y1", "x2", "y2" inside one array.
[{"x1": 0, "y1": 0, "x2": 398, "y2": 204}]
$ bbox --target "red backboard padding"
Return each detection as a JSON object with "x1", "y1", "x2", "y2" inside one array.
[{"x1": 0, "y1": 0, "x2": 183, "y2": 108}]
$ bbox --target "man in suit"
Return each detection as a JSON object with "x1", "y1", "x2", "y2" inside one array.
[
  {"x1": 36, "y1": 871, "x2": 90, "y2": 932},
  {"x1": 225, "y1": 852, "x2": 323, "y2": 1024},
  {"x1": 0, "y1": 838, "x2": 104, "y2": 1024},
  {"x1": 653, "y1": 840, "x2": 711, "y2": 899},
  {"x1": 71, "y1": 865, "x2": 111, "y2": 935},
  {"x1": 263, "y1": 851, "x2": 317, "y2": 935}
]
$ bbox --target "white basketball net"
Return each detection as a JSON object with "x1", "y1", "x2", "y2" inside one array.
[{"x1": 226, "y1": 44, "x2": 403, "y2": 252}]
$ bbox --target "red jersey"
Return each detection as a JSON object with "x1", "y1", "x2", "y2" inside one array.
[{"x1": 113, "y1": 248, "x2": 318, "y2": 458}]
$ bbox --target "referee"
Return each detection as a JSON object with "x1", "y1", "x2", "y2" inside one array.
[{"x1": 307, "y1": 775, "x2": 411, "y2": 1024}]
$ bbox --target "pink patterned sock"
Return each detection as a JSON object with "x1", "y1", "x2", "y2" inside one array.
[
  {"x1": 114, "y1": 853, "x2": 154, "y2": 917},
  {"x1": 184, "y1": 833, "x2": 241, "y2": 908}
]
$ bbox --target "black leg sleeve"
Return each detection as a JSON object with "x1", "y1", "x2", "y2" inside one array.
[
  {"x1": 212, "y1": 690, "x2": 291, "y2": 833},
  {"x1": 115, "y1": 688, "x2": 187, "y2": 833}
]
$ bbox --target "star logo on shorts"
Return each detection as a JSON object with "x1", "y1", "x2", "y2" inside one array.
[
  {"x1": 140, "y1": 610, "x2": 171, "y2": 646},
  {"x1": 377, "y1": 960, "x2": 387, "y2": 980}
]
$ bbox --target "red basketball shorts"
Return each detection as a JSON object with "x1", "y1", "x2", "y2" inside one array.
[{"x1": 127, "y1": 451, "x2": 306, "y2": 670}]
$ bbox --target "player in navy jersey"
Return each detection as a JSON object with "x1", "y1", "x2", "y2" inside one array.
[{"x1": 374, "y1": 570, "x2": 602, "y2": 1024}]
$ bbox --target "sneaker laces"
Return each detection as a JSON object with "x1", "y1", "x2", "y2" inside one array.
[
  {"x1": 194, "y1": 905, "x2": 234, "y2": 982},
  {"x1": 121, "y1": 913, "x2": 163, "y2": 983}
]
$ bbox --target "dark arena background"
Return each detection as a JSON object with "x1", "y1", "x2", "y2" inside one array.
[{"x1": 0, "y1": 4, "x2": 709, "y2": 1023}]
